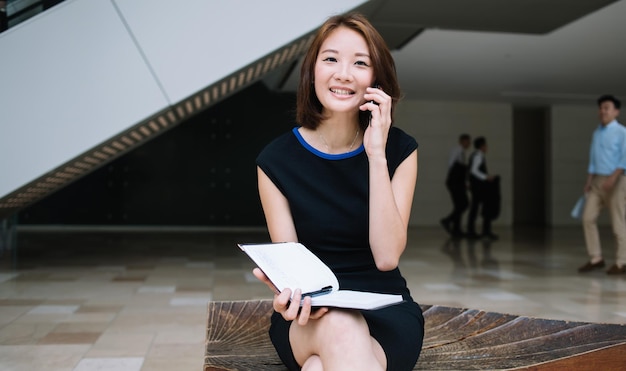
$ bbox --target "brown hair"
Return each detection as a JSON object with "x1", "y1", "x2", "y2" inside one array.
[{"x1": 296, "y1": 13, "x2": 401, "y2": 130}]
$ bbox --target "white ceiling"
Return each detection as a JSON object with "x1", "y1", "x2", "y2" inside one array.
[
  {"x1": 391, "y1": 0, "x2": 626, "y2": 105},
  {"x1": 281, "y1": 0, "x2": 626, "y2": 106}
]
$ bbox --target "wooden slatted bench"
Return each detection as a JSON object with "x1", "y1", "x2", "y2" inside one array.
[{"x1": 205, "y1": 300, "x2": 626, "y2": 371}]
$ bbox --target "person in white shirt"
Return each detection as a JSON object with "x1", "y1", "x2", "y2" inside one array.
[{"x1": 440, "y1": 134, "x2": 471, "y2": 237}]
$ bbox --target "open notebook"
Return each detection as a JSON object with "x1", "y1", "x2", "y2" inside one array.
[{"x1": 238, "y1": 242, "x2": 403, "y2": 310}]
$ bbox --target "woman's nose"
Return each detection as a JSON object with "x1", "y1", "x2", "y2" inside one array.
[{"x1": 334, "y1": 63, "x2": 352, "y2": 81}]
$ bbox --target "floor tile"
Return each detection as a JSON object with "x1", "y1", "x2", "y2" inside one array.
[
  {"x1": 38, "y1": 331, "x2": 101, "y2": 344},
  {"x1": 86, "y1": 332, "x2": 155, "y2": 357},
  {"x1": 0, "y1": 322, "x2": 57, "y2": 345},
  {"x1": 139, "y1": 358, "x2": 201, "y2": 371},
  {"x1": 137, "y1": 285, "x2": 176, "y2": 294},
  {"x1": 0, "y1": 344, "x2": 90, "y2": 370},
  {"x1": 75, "y1": 305, "x2": 123, "y2": 314},
  {"x1": 73, "y1": 357, "x2": 144, "y2": 371},
  {"x1": 169, "y1": 296, "x2": 213, "y2": 306},
  {"x1": 0, "y1": 299, "x2": 44, "y2": 306},
  {"x1": 28, "y1": 305, "x2": 79, "y2": 315}
]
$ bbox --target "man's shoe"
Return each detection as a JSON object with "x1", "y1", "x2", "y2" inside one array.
[
  {"x1": 578, "y1": 260, "x2": 605, "y2": 273},
  {"x1": 606, "y1": 264, "x2": 626, "y2": 275}
]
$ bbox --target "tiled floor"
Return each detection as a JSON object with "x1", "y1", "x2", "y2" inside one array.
[{"x1": 0, "y1": 226, "x2": 625, "y2": 370}]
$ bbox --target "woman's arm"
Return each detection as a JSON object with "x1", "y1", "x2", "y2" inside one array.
[
  {"x1": 368, "y1": 150, "x2": 418, "y2": 271},
  {"x1": 362, "y1": 86, "x2": 418, "y2": 271},
  {"x1": 257, "y1": 167, "x2": 298, "y2": 243},
  {"x1": 256, "y1": 167, "x2": 327, "y2": 324}
]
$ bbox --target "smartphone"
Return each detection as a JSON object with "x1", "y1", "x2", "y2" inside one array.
[{"x1": 368, "y1": 83, "x2": 380, "y2": 124}]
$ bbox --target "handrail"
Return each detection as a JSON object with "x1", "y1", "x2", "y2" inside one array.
[
  {"x1": 1, "y1": 0, "x2": 64, "y2": 33},
  {"x1": 0, "y1": 2, "x2": 7, "y2": 32}
]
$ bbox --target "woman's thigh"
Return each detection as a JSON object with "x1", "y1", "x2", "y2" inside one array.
[
  {"x1": 362, "y1": 301, "x2": 425, "y2": 371},
  {"x1": 289, "y1": 309, "x2": 384, "y2": 368}
]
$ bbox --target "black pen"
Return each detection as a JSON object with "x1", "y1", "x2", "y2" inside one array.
[{"x1": 302, "y1": 285, "x2": 332, "y2": 298}]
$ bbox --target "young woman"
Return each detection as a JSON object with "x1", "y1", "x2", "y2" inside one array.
[{"x1": 254, "y1": 13, "x2": 424, "y2": 371}]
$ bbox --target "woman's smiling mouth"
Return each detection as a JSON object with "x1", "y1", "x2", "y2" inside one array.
[{"x1": 330, "y1": 88, "x2": 355, "y2": 96}]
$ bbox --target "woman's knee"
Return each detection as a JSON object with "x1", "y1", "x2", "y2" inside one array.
[
  {"x1": 292, "y1": 310, "x2": 388, "y2": 370},
  {"x1": 290, "y1": 310, "x2": 367, "y2": 346},
  {"x1": 315, "y1": 310, "x2": 370, "y2": 343},
  {"x1": 323, "y1": 309, "x2": 366, "y2": 327},
  {"x1": 302, "y1": 355, "x2": 323, "y2": 371}
]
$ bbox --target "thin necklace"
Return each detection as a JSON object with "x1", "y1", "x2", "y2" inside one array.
[{"x1": 319, "y1": 128, "x2": 359, "y2": 153}]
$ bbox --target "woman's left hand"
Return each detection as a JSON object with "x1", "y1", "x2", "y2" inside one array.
[
  {"x1": 361, "y1": 86, "x2": 392, "y2": 159},
  {"x1": 252, "y1": 268, "x2": 328, "y2": 325}
]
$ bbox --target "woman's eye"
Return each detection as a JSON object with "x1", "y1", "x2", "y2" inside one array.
[
  {"x1": 355, "y1": 60, "x2": 369, "y2": 66},
  {"x1": 322, "y1": 57, "x2": 337, "y2": 62}
]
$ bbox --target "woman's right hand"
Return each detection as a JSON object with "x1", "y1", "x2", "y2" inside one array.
[{"x1": 253, "y1": 268, "x2": 328, "y2": 325}]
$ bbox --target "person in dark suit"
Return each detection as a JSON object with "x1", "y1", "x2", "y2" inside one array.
[
  {"x1": 441, "y1": 134, "x2": 471, "y2": 237},
  {"x1": 466, "y1": 137, "x2": 498, "y2": 240}
]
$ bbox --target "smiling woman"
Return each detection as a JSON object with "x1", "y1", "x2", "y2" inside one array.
[
  {"x1": 297, "y1": 13, "x2": 401, "y2": 135},
  {"x1": 252, "y1": 12, "x2": 423, "y2": 371},
  {"x1": 314, "y1": 27, "x2": 373, "y2": 114}
]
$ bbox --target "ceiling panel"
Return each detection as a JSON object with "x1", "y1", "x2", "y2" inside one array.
[{"x1": 365, "y1": 0, "x2": 619, "y2": 34}]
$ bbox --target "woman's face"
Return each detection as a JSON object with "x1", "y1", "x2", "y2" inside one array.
[{"x1": 313, "y1": 26, "x2": 374, "y2": 116}]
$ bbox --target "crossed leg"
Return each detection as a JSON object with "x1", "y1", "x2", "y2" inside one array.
[{"x1": 290, "y1": 309, "x2": 386, "y2": 371}]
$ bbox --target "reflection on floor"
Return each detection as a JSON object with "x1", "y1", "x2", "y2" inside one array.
[{"x1": 0, "y1": 226, "x2": 624, "y2": 370}]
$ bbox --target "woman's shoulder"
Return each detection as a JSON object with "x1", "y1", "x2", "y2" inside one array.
[
  {"x1": 385, "y1": 127, "x2": 418, "y2": 176},
  {"x1": 387, "y1": 126, "x2": 418, "y2": 157},
  {"x1": 256, "y1": 127, "x2": 301, "y2": 169},
  {"x1": 258, "y1": 128, "x2": 297, "y2": 154},
  {"x1": 388, "y1": 126, "x2": 418, "y2": 148}
]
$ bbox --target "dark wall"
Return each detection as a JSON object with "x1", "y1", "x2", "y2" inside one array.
[
  {"x1": 19, "y1": 83, "x2": 296, "y2": 226},
  {"x1": 513, "y1": 106, "x2": 549, "y2": 226}
]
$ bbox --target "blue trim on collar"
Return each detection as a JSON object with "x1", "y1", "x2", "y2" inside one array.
[{"x1": 292, "y1": 127, "x2": 364, "y2": 160}]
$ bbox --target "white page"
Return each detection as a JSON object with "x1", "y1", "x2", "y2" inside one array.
[
  {"x1": 309, "y1": 290, "x2": 404, "y2": 310},
  {"x1": 239, "y1": 242, "x2": 338, "y2": 296}
]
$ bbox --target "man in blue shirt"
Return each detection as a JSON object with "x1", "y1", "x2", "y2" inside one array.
[{"x1": 579, "y1": 95, "x2": 626, "y2": 275}]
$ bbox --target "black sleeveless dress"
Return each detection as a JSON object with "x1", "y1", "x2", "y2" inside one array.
[{"x1": 256, "y1": 126, "x2": 424, "y2": 371}]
